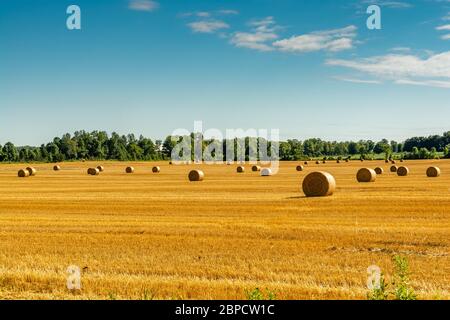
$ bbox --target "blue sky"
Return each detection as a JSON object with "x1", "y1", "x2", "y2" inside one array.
[{"x1": 1, "y1": 0, "x2": 449, "y2": 146}]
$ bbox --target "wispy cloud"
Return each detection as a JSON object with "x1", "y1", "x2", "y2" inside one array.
[
  {"x1": 273, "y1": 25, "x2": 357, "y2": 53},
  {"x1": 436, "y1": 24, "x2": 450, "y2": 40},
  {"x1": 188, "y1": 20, "x2": 230, "y2": 33},
  {"x1": 230, "y1": 17, "x2": 280, "y2": 51},
  {"x1": 360, "y1": 0, "x2": 413, "y2": 9},
  {"x1": 128, "y1": 0, "x2": 159, "y2": 12},
  {"x1": 327, "y1": 51, "x2": 450, "y2": 88},
  {"x1": 333, "y1": 76, "x2": 382, "y2": 84}
]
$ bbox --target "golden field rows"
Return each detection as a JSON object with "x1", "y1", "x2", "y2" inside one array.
[{"x1": 0, "y1": 160, "x2": 449, "y2": 300}]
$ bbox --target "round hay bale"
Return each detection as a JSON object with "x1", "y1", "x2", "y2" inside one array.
[
  {"x1": 302, "y1": 171, "x2": 336, "y2": 197},
  {"x1": 53, "y1": 165, "x2": 61, "y2": 171},
  {"x1": 87, "y1": 168, "x2": 99, "y2": 176},
  {"x1": 397, "y1": 166, "x2": 409, "y2": 176},
  {"x1": 169, "y1": 161, "x2": 172, "y2": 165},
  {"x1": 97, "y1": 166, "x2": 105, "y2": 172},
  {"x1": 385, "y1": 160, "x2": 389, "y2": 164},
  {"x1": 237, "y1": 166, "x2": 245, "y2": 173},
  {"x1": 315, "y1": 161, "x2": 320, "y2": 165},
  {"x1": 304, "y1": 161, "x2": 308, "y2": 165},
  {"x1": 426, "y1": 166, "x2": 440, "y2": 178},
  {"x1": 126, "y1": 166, "x2": 134, "y2": 174},
  {"x1": 252, "y1": 165, "x2": 261, "y2": 172},
  {"x1": 390, "y1": 165, "x2": 398, "y2": 173},
  {"x1": 26, "y1": 167, "x2": 37, "y2": 176},
  {"x1": 322, "y1": 160, "x2": 326, "y2": 164},
  {"x1": 18, "y1": 169, "x2": 30, "y2": 178},
  {"x1": 188, "y1": 170, "x2": 204, "y2": 182},
  {"x1": 391, "y1": 160, "x2": 396, "y2": 164},
  {"x1": 152, "y1": 166, "x2": 161, "y2": 173},
  {"x1": 336, "y1": 160, "x2": 340, "y2": 164},
  {"x1": 296, "y1": 165, "x2": 304, "y2": 172},
  {"x1": 400, "y1": 159, "x2": 404, "y2": 163},
  {"x1": 345, "y1": 159, "x2": 349, "y2": 163},
  {"x1": 260, "y1": 168, "x2": 272, "y2": 176},
  {"x1": 374, "y1": 167, "x2": 384, "y2": 175},
  {"x1": 357, "y1": 168, "x2": 377, "y2": 182}
]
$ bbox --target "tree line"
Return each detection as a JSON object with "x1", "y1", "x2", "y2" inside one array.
[{"x1": 0, "y1": 130, "x2": 449, "y2": 163}]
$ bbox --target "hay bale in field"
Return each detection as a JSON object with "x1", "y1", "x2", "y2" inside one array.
[
  {"x1": 260, "y1": 168, "x2": 272, "y2": 176},
  {"x1": 374, "y1": 167, "x2": 384, "y2": 175},
  {"x1": 26, "y1": 167, "x2": 36, "y2": 176},
  {"x1": 169, "y1": 161, "x2": 172, "y2": 165},
  {"x1": 152, "y1": 166, "x2": 161, "y2": 173},
  {"x1": 345, "y1": 159, "x2": 349, "y2": 163},
  {"x1": 126, "y1": 166, "x2": 134, "y2": 174},
  {"x1": 315, "y1": 161, "x2": 320, "y2": 165},
  {"x1": 296, "y1": 165, "x2": 304, "y2": 172},
  {"x1": 302, "y1": 171, "x2": 336, "y2": 197},
  {"x1": 385, "y1": 160, "x2": 389, "y2": 164},
  {"x1": 53, "y1": 165, "x2": 61, "y2": 171},
  {"x1": 426, "y1": 166, "x2": 440, "y2": 177},
  {"x1": 87, "y1": 168, "x2": 99, "y2": 176},
  {"x1": 237, "y1": 166, "x2": 245, "y2": 173},
  {"x1": 18, "y1": 169, "x2": 29, "y2": 178},
  {"x1": 391, "y1": 160, "x2": 396, "y2": 164},
  {"x1": 400, "y1": 159, "x2": 404, "y2": 163},
  {"x1": 188, "y1": 169, "x2": 204, "y2": 182},
  {"x1": 357, "y1": 168, "x2": 377, "y2": 182},
  {"x1": 252, "y1": 165, "x2": 261, "y2": 172},
  {"x1": 336, "y1": 159, "x2": 340, "y2": 164},
  {"x1": 397, "y1": 166, "x2": 409, "y2": 176},
  {"x1": 97, "y1": 166, "x2": 105, "y2": 172},
  {"x1": 390, "y1": 165, "x2": 398, "y2": 173},
  {"x1": 304, "y1": 161, "x2": 308, "y2": 165},
  {"x1": 322, "y1": 160, "x2": 326, "y2": 164}
]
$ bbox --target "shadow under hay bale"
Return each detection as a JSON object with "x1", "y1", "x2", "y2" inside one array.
[
  {"x1": 189, "y1": 170, "x2": 204, "y2": 182},
  {"x1": 357, "y1": 168, "x2": 376, "y2": 182},
  {"x1": 302, "y1": 171, "x2": 336, "y2": 197}
]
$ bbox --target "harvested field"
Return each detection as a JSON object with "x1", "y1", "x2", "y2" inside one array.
[{"x1": 0, "y1": 160, "x2": 449, "y2": 300}]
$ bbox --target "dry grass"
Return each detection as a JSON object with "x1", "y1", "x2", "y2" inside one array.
[{"x1": 0, "y1": 160, "x2": 449, "y2": 300}]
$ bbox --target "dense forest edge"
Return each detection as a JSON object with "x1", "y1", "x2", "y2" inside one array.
[{"x1": 0, "y1": 131, "x2": 449, "y2": 163}]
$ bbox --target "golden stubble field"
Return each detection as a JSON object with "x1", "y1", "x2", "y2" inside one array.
[{"x1": 0, "y1": 160, "x2": 449, "y2": 300}]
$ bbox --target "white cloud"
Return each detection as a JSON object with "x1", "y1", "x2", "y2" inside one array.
[
  {"x1": 360, "y1": 0, "x2": 412, "y2": 9},
  {"x1": 333, "y1": 76, "x2": 382, "y2": 84},
  {"x1": 273, "y1": 25, "x2": 357, "y2": 53},
  {"x1": 327, "y1": 51, "x2": 450, "y2": 89},
  {"x1": 188, "y1": 20, "x2": 230, "y2": 33},
  {"x1": 395, "y1": 79, "x2": 450, "y2": 89},
  {"x1": 217, "y1": 9, "x2": 239, "y2": 15},
  {"x1": 436, "y1": 24, "x2": 450, "y2": 41},
  {"x1": 230, "y1": 17, "x2": 279, "y2": 51},
  {"x1": 128, "y1": 0, "x2": 159, "y2": 12}
]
